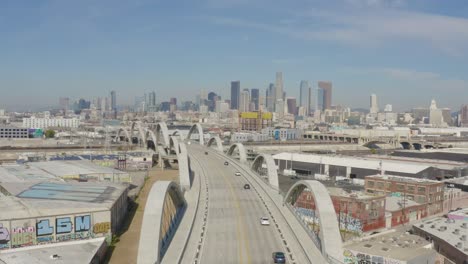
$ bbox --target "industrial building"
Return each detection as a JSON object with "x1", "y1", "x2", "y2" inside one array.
[
  {"x1": 344, "y1": 230, "x2": 436, "y2": 264},
  {"x1": 0, "y1": 127, "x2": 28, "y2": 138},
  {"x1": 22, "y1": 117, "x2": 80, "y2": 129},
  {"x1": 413, "y1": 216, "x2": 468, "y2": 264},
  {"x1": 273, "y1": 152, "x2": 467, "y2": 180},
  {"x1": 0, "y1": 181, "x2": 128, "y2": 252}
]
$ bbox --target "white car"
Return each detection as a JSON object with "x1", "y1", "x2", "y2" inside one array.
[
  {"x1": 235, "y1": 172, "x2": 241, "y2": 176},
  {"x1": 260, "y1": 217, "x2": 270, "y2": 226}
]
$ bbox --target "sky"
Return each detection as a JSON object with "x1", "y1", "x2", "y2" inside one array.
[{"x1": 1, "y1": 0, "x2": 468, "y2": 111}]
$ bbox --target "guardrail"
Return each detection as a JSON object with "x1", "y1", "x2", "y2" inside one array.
[{"x1": 284, "y1": 203, "x2": 322, "y2": 252}]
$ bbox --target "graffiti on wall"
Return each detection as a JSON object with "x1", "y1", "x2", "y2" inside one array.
[
  {"x1": 11, "y1": 226, "x2": 36, "y2": 248},
  {"x1": 343, "y1": 249, "x2": 401, "y2": 264},
  {"x1": 0, "y1": 224, "x2": 10, "y2": 249},
  {"x1": 339, "y1": 214, "x2": 363, "y2": 234},
  {"x1": 0, "y1": 212, "x2": 111, "y2": 251}
]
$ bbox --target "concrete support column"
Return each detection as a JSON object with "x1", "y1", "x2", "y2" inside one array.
[
  {"x1": 346, "y1": 166, "x2": 351, "y2": 178},
  {"x1": 324, "y1": 164, "x2": 329, "y2": 176}
]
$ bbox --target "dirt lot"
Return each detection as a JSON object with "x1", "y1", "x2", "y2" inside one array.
[{"x1": 107, "y1": 167, "x2": 179, "y2": 264}]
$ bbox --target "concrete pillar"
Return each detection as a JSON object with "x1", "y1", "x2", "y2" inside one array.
[
  {"x1": 324, "y1": 164, "x2": 329, "y2": 176},
  {"x1": 346, "y1": 166, "x2": 351, "y2": 178}
]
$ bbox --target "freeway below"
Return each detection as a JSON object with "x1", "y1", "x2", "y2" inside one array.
[{"x1": 179, "y1": 144, "x2": 321, "y2": 264}]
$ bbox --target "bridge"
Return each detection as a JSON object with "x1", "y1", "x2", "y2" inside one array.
[{"x1": 121, "y1": 122, "x2": 346, "y2": 264}]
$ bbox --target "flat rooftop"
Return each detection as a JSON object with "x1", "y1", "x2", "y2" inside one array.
[
  {"x1": 273, "y1": 152, "x2": 431, "y2": 174},
  {"x1": 0, "y1": 181, "x2": 127, "y2": 220},
  {"x1": 385, "y1": 197, "x2": 421, "y2": 212},
  {"x1": 345, "y1": 230, "x2": 433, "y2": 261},
  {"x1": 445, "y1": 176, "x2": 468, "y2": 186},
  {"x1": 366, "y1": 174, "x2": 441, "y2": 184},
  {"x1": 327, "y1": 187, "x2": 382, "y2": 200},
  {"x1": 0, "y1": 160, "x2": 127, "y2": 183},
  {"x1": 415, "y1": 217, "x2": 468, "y2": 255},
  {"x1": 0, "y1": 237, "x2": 105, "y2": 264},
  {"x1": 369, "y1": 154, "x2": 468, "y2": 170}
]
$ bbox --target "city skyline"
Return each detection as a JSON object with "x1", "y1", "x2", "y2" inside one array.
[{"x1": 1, "y1": 0, "x2": 468, "y2": 111}]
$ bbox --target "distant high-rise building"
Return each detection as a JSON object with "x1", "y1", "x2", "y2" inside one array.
[
  {"x1": 299, "y1": 81, "x2": 311, "y2": 116},
  {"x1": 316, "y1": 87, "x2": 325, "y2": 111},
  {"x1": 230, "y1": 81, "x2": 240, "y2": 110},
  {"x1": 251, "y1": 89, "x2": 259, "y2": 111},
  {"x1": 170, "y1": 97, "x2": 177, "y2": 106},
  {"x1": 59, "y1": 97, "x2": 70, "y2": 112},
  {"x1": 429, "y1": 99, "x2": 445, "y2": 127},
  {"x1": 266, "y1": 83, "x2": 275, "y2": 112},
  {"x1": 275, "y1": 72, "x2": 283, "y2": 103},
  {"x1": 147, "y1": 91, "x2": 157, "y2": 112},
  {"x1": 286, "y1": 97, "x2": 297, "y2": 115},
  {"x1": 110, "y1": 91, "x2": 116, "y2": 111},
  {"x1": 370, "y1": 94, "x2": 378, "y2": 114},
  {"x1": 207, "y1": 92, "x2": 218, "y2": 112},
  {"x1": 160, "y1": 102, "x2": 170, "y2": 112},
  {"x1": 460, "y1": 105, "x2": 468, "y2": 127},
  {"x1": 239, "y1": 89, "x2": 250, "y2": 112},
  {"x1": 318, "y1": 81, "x2": 332, "y2": 110}
]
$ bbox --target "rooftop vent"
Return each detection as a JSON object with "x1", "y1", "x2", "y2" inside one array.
[
  {"x1": 419, "y1": 224, "x2": 424, "y2": 228},
  {"x1": 50, "y1": 254, "x2": 60, "y2": 260},
  {"x1": 454, "y1": 229, "x2": 460, "y2": 235},
  {"x1": 462, "y1": 223, "x2": 467, "y2": 229},
  {"x1": 456, "y1": 242, "x2": 463, "y2": 248},
  {"x1": 364, "y1": 244, "x2": 372, "y2": 248},
  {"x1": 381, "y1": 247, "x2": 389, "y2": 252},
  {"x1": 461, "y1": 235, "x2": 466, "y2": 241},
  {"x1": 430, "y1": 225, "x2": 436, "y2": 229},
  {"x1": 439, "y1": 226, "x2": 447, "y2": 231}
]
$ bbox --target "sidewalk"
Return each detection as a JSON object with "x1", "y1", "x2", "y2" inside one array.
[{"x1": 108, "y1": 168, "x2": 179, "y2": 264}]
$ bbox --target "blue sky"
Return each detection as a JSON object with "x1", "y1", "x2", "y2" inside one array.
[{"x1": 1, "y1": 0, "x2": 467, "y2": 111}]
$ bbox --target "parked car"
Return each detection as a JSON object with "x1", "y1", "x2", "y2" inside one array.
[
  {"x1": 244, "y1": 184, "x2": 250, "y2": 189},
  {"x1": 260, "y1": 217, "x2": 270, "y2": 226},
  {"x1": 272, "y1": 252, "x2": 286, "y2": 263},
  {"x1": 205, "y1": 151, "x2": 208, "y2": 155},
  {"x1": 235, "y1": 172, "x2": 241, "y2": 176},
  {"x1": 224, "y1": 161, "x2": 229, "y2": 166}
]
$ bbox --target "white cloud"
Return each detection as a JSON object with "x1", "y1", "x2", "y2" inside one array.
[{"x1": 210, "y1": 5, "x2": 468, "y2": 55}]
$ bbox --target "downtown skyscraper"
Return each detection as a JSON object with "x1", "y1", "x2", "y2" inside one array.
[
  {"x1": 299, "y1": 80, "x2": 311, "y2": 116},
  {"x1": 317, "y1": 81, "x2": 332, "y2": 110},
  {"x1": 251, "y1": 89, "x2": 259, "y2": 111},
  {"x1": 230, "y1": 81, "x2": 240, "y2": 110},
  {"x1": 275, "y1": 72, "x2": 284, "y2": 111}
]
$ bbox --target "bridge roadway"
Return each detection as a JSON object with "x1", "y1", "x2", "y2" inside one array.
[{"x1": 182, "y1": 144, "x2": 305, "y2": 264}]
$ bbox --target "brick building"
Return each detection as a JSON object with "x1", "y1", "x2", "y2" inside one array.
[
  {"x1": 385, "y1": 196, "x2": 427, "y2": 227},
  {"x1": 295, "y1": 187, "x2": 386, "y2": 236},
  {"x1": 365, "y1": 175, "x2": 444, "y2": 216}
]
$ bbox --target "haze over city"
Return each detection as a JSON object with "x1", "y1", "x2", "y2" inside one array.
[{"x1": 1, "y1": 0, "x2": 467, "y2": 111}]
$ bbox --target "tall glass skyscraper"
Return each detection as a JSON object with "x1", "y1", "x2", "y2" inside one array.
[
  {"x1": 110, "y1": 91, "x2": 116, "y2": 111},
  {"x1": 251, "y1": 89, "x2": 259, "y2": 111},
  {"x1": 299, "y1": 81, "x2": 311, "y2": 115},
  {"x1": 316, "y1": 87, "x2": 325, "y2": 111},
  {"x1": 318, "y1": 81, "x2": 332, "y2": 110},
  {"x1": 230, "y1": 81, "x2": 240, "y2": 110}
]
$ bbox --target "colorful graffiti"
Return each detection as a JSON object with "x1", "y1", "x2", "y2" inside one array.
[
  {"x1": 11, "y1": 226, "x2": 36, "y2": 248},
  {"x1": 1, "y1": 212, "x2": 110, "y2": 251},
  {"x1": 339, "y1": 214, "x2": 363, "y2": 234},
  {"x1": 343, "y1": 249, "x2": 401, "y2": 264},
  {"x1": 0, "y1": 224, "x2": 10, "y2": 249},
  {"x1": 93, "y1": 222, "x2": 110, "y2": 234}
]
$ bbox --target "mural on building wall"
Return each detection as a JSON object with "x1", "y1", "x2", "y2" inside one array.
[
  {"x1": 343, "y1": 249, "x2": 402, "y2": 264},
  {"x1": 0, "y1": 223, "x2": 10, "y2": 249},
  {"x1": 0, "y1": 212, "x2": 110, "y2": 250}
]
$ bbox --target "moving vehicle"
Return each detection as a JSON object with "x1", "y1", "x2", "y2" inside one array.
[
  {"x1": 244, "y1": 184, "x2": 250, "y2": 189},
  {"x1": 224, "y1": 161, "x2": 229, "y2": 166},
  {"x1": 235, "y1": 172, "x2": 241, "y2": 176},
  {"x1": 272, "y1": 252, "x2": 286, "y2": 263},
  {"x1": 260, "y1": 217, "x2": 270, "y2": 226},
  {"x1": 205, "y1": 151, "x2": 208, "y2": 155}
]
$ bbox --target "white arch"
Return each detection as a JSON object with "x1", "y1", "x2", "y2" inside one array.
[
  {"x1": 117, "y1": 127, "x2": 131, "y2": 145},
  {"x1": 284, "y1": 180, "x2": 343, "y2": 260},
  {"x1": 137, "y1": 181, "x2": 186, "y2": 264},
  {"x1": 226, "y1": 143, "x2": 247, "y2": 163},
  {"x1": 186, "y1": 123, "x2": 204, "y2": 145},
  {"x1": 177, "y1": 142, "x2": 191, "y2": 189},
  {"x1": 251, "y1": 154, "x2": 279, "y2": 189},
  {"x1": 145, "y1": 130, "x2": 157, "y2": 150},
  {"x1": 156, "y1": 122, "x2": 170, "y2": 147},
  {"x1": 131, "y1": 121, "x2": 147, "y2": 148},
  {"x1": 206, "y1": 135, "x2": 223, "y2": 152}
]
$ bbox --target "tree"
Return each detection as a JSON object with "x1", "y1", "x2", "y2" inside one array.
[{"x1": 45, "y1": 129, "x2": 55, "y2": 138}]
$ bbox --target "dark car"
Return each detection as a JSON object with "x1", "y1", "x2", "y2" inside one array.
[
  {"x1": 244, "y1": 184, "x2": 250, "y2": 189},
  {"x1": 205, "y1": 151, "x2": 208, "y2": 155},
  {"x1": 224, "y1": 161, "x2": 229, "y2": 166},
  {"x1": 272, "y1": 252, "x2": 286, "y2": 263}
]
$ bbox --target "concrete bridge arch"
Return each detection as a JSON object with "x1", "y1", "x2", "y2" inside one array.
[
  {"x1": 226, "y1": 143, "x2": 247, "y2": 163},
  {"x1": 117, "y1": 127, "x2": 131, "y2": 145},
  {"x1": 131, "y1": 121, "x2": 147, "y2": 148},
  {"x1": 206, "y1": 136, "x2": 223, "y2": 152},
  {"x1": 186, "y1": 123, "x2": 204, "y2": 145},
  {"x1": 156, "y1": 122, "x2": 170, "y2": 147},
  {"x1": 137, "y1": 181, "x2": 186, "y2": 264},
  {"x1": 251, "y1": 154, "x2": 279, "y2": 189},
  {"x1": 284, "y1": 180, "x2": 343, "y2": 261}
]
